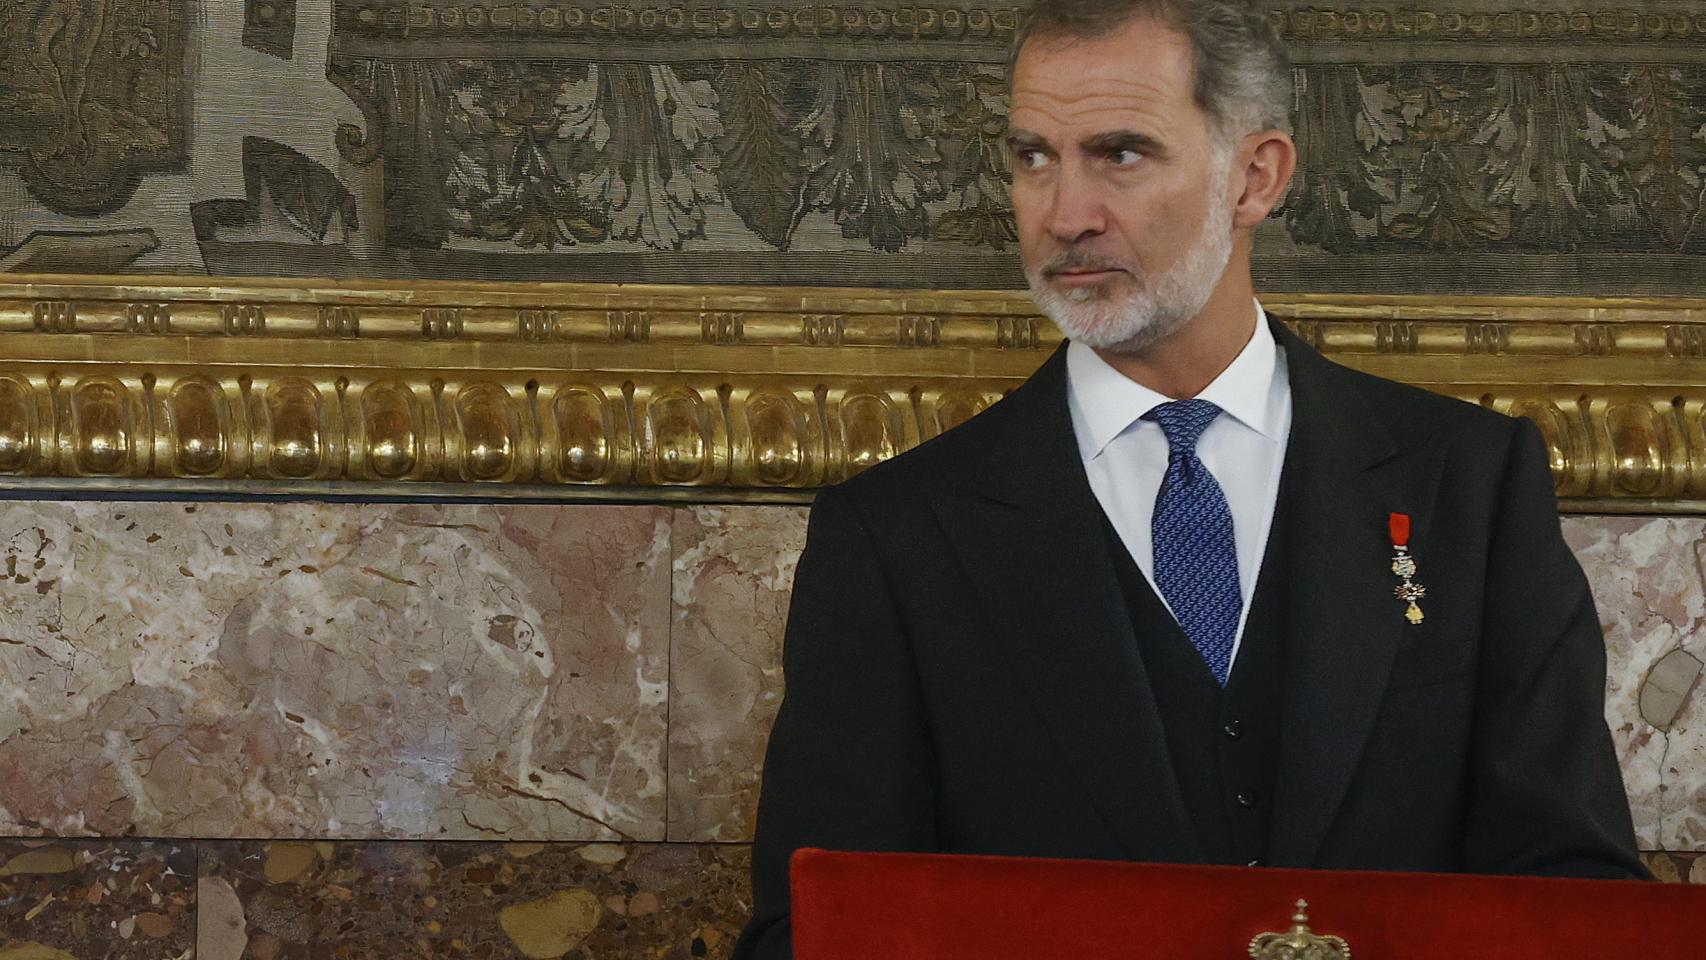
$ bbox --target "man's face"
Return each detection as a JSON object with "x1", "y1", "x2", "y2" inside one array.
[{"x1": 1008, "y1": 17, "x2": 1238, "y2": 353}]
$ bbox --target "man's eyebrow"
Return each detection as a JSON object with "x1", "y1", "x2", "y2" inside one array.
[
  {"x1": 1004, "y1": 129, "x2": 1050, "y2": 151},
  {"x1": 1082, "y1": 130, "x2": 1168, "y2": 159}
]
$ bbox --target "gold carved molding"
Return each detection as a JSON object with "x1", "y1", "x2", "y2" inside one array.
[
  {"x1": 0, "y1": 275, "x2": 1703, "y2": 511},
  {"x1": 1272, "y1": 7, "x2": 1706, "y2": 44},
  {"x1": 335, "y1": 4, "x2": 1706, "y2": 48},
  {"x1": 338, "y1": 3, "x2": 1024, "y2": 42}
]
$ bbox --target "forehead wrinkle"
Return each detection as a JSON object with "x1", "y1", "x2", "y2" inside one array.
[
  {"x1": 1009, "y1": 102, "x2": 1173, "y2": 147},
  {"x1": 1014, "y1": 74, "x2": 1175, "y2": 107},
  {"x1": 1011, "y1": 79, "x2": 1181, "y2": 130},
  {"x1": 1012, "y1": 98, "x2": 1169, "y2": 129}
]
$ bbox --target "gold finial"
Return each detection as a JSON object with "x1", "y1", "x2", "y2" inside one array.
[{"x1": 1248, "y1": 898, "x2": 1352, "y2": 959}]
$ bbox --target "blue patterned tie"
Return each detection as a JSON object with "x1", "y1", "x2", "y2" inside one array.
[{"x1": 1145, "y1": 399, "x2": 1241, "y2": 687}]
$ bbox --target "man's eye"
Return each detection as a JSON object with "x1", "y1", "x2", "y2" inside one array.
[
  {"x1": 1109, "y1": 149, "x2": 1141, "y2": 166},
  {"x1": 1016, "y1": 149, "x2": 1052, "y2": 170}
]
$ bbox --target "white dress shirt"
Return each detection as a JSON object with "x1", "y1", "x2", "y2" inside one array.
[{"x1": 1066, "y1": 304, "x2": 1293, "y2": 667}]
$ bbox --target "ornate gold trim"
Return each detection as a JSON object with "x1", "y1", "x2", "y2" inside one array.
[
  {"x1": 331, "y1": 4, "x2": 1706, "y2": 48},
  {"x1": 0, "y1": 275, "x2": 1702, "y2": 509},
  {"x1": 1273, "y1": 7, "x2": 1706, "y2": 44},
  {"x1": 336, "y1": 3, "x2": 1024, "y2": 44}
]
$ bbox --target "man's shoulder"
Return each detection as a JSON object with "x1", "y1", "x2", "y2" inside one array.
[
  {"x1": 829, "y1": 361, "x2": 1055, "y2": 514},
  {"x1": 1316, "y1": 352, "x2": 1524, "y2": 453},
  {"x1": 834, "y1": 390, "x2": 1025, "y2": 501}
]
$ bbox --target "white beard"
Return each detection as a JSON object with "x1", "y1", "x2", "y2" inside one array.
[{"x1": 1025, "y1": 176, "x2": 1236, "y2": 354}]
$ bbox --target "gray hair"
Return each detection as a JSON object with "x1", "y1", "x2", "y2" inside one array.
[{"x1": 1010, "y1": 0, "x2": 1294, "y2": 141}]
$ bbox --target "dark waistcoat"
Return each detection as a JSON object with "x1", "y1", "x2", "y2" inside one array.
[{"x1": 1100, "y1": 501, "x2": 1289, "y2": 866}]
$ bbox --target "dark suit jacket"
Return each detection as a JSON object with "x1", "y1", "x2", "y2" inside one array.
[{"x1": 733, "y1": 321, "x2": 1646, "y2": 959}]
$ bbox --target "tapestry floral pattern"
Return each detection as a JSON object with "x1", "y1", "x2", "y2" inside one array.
[
  {"x1": 1284, "y1": 63, "x2": 1706, "y2": 255},
  {"x1": 5, "y1": 1, "x2": 1706, "y2": 291},
  {"x1": 327, "y1": 53, "x2": 1706, "y2": 262}
]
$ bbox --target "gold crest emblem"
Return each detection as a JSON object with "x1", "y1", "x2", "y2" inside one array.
[{"x1": 1248, "y1": 900, "x2": 1351, "y2": 960}]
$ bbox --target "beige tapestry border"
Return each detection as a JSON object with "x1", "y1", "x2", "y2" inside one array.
[{"x1": 0, "y1": 274, "x2": 1700, "y2": 510}]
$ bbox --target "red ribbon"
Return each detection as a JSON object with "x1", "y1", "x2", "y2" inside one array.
[{"x1": 1388, "y1": 512, "x2": 1411, "y2": 547}]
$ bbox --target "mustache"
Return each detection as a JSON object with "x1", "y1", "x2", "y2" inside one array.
[{"x1": 1038, "y1": 251, "x2": 1137, "y2": 276}]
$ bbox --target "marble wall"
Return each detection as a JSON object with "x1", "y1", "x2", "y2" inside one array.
[
  {"x1": 0, "y1": 503, "x2": 1702, "y2": 957},
  {"x1": 1565, "y1": 518, "x2": 1706, "y2": 853},
  {"x1": 0, "y1": 502, "x2": 675, "y2": 842}
]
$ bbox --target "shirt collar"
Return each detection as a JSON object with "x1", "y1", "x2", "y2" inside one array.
[{"x1": 1066, "y1": 302, "x2": 1285, "y2": 462}]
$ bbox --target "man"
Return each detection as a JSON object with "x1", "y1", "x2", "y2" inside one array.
[{"x1": 734, "y1": 2, "x2": 1646, "y2": 955}]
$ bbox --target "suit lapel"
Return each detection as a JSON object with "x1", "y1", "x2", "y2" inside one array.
[
  {"x1": 1266, "y1": 322, "x2": 1445, "y2": 866},
  {"x1": 934, "y1": 348, "x2": 1205, "y2": 862}
]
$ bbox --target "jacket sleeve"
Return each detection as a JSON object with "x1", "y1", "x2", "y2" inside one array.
[
  {"x1": 731, "y1": 487, "x2": 940, "y2": 960},
  {"x1": 1460, "y1": 417, "x2": 1648, "y2": 878}
]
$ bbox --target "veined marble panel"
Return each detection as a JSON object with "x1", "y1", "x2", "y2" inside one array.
[
  {"x1": 1565, "y1": 517, "x2": 1706, "y2": 853},
  {"x1": 667, "y1": 507, "x2": 808, "y2": 842},
  {"x1": 0, "y1": 503, "x2": 671, "y2": 841}
]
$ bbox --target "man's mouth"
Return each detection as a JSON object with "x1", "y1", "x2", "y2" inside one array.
[{"x1": 1049, "y1": 267, "x2": 1127, "y2": 286}]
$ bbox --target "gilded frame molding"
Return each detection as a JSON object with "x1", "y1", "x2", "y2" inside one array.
[{"x1": 0, "y1": 274, "x2": 1701, "y2": 511}]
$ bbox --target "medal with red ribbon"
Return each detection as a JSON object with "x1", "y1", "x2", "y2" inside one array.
[{"x1": 1389, "y1": 512, "x2": 1425, "y2": 624}]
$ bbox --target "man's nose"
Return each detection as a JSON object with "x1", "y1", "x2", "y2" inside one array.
[{"x1": 1045, "y1": 166, "x2": 1108, "y2": 245}]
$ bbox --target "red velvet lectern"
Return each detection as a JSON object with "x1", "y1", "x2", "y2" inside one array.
[{"x1": 790, "y1": 848, "x2": 1706, "y2": 959}]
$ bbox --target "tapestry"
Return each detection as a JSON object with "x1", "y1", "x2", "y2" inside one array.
[{"x1": 3, "y1": 2, "x2": 1706, "y2": 294}]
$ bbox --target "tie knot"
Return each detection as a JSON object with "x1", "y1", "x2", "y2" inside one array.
[{"x1": 1143, "y1": 399, "x2": 1223, "y2": 453}]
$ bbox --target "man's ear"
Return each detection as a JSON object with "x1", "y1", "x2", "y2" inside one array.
[{"x1": 1231, "y1": 131, "x2": 1297, "y2": 230}]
